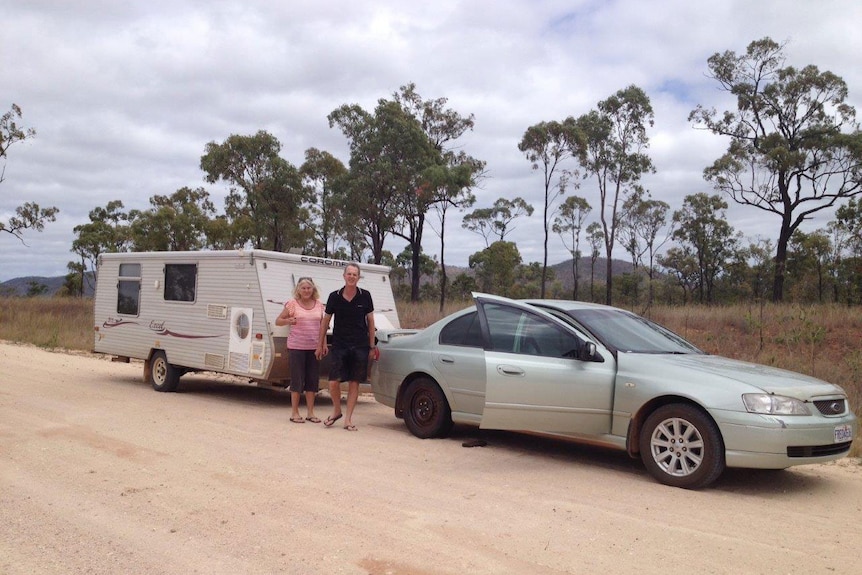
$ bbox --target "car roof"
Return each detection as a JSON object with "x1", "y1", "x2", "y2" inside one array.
[
  {"x1": 471, "y1": 292, "x2": 627, "y2": 315},
  {"x1": 520, "y1": 298, "x2": 622, "y2": 313}
]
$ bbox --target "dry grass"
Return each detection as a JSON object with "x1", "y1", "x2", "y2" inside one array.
[
  {"x1": 0, "y1": 297, "x2": 94, "y2": 350},
  {"x1": 2, "y1": 296, "x2": 859, "y2": 456},
  {"x1": 653, "y1": 304, "x2": 862, "y2": 457},
  {"x1": 396, "y1": 299, "x2": 472, "y2": 330}
]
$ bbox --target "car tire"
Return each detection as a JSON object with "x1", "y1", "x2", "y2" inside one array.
[
  {"x1": 639, "y1": 403, "x2": 725, "y2": 489},
  {"x1": 150, "y1": 350, "x2": 180, "y2": 392},
  {"x1": 403, "y1": 377, "x2": 453, "y2": 439}
]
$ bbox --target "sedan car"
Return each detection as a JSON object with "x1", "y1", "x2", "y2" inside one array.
[{"x1": 370, "y1": 293, "x2": 856, "y2": 489}]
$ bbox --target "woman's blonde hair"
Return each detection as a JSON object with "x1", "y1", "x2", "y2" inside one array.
[{"x1": 293, "y1": 277, "x2": 320, "y2": 301}]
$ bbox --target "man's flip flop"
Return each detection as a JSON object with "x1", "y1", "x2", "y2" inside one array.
[
  {"x1": 290, "y1": 417, "x2": 305, "y2": 423},
  {"x1": 323, "y1": 414, "x2": 343, "y2": 427},
  {"x1": 306, "y1": 416, "x2": 321, "y2": 423},
  {"x1": 344, "y1": 424, "x2": 357, "y2": 431}
]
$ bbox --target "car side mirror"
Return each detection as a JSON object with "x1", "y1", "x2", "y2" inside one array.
[{"x1": 580, "y1": 341, "x2": 597, "y2": 362}]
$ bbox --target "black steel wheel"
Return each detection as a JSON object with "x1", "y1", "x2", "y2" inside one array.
[{"x1": 403, "y1": 377, "x2": 453, "y2": 439}]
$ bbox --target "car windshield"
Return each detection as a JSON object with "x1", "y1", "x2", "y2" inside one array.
[{"x1": 567, "y1": 308, "x2": 702, "y2": 354}]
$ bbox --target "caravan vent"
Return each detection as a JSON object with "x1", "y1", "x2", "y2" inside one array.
[
  {"x1": 204, "y1": 353, "x2": 225, "y2": 370},
  {"x1": 249, "y1": 341, "x2": 265, "y2": 375},
  {"x1": 207, "y1": 304, "x2": 229, "y2": 319}
]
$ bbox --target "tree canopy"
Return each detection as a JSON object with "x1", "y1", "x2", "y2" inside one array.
[
  {"x1": 0, "y1": 104, "x2": 58, "y2": 242},
  {"x1": 690, "y1": 37, "x2": 862, "y2": 301},
  {"x1": 200, "y1": 130, "x2": 310, "y2": 252}
]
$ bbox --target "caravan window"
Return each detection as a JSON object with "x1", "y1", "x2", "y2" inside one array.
[
  {"x1": 117, "y1": 263, "x2": 141, "y2": 316},
  {"x1": 164, "y1": 263, "x2": 197, "y2": 302}
]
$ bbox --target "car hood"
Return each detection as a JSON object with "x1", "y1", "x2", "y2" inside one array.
[{"x1": 627, "y1": 353, "x2": 846, "y2": 399}]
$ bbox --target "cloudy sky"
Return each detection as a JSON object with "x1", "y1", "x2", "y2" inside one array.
[{"x1": 2, "y1": 0, "x2": 861, "y2": 281}]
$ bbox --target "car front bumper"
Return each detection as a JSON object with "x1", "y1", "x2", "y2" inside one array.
[{"x1": 713, "y1": 408, "x2": 856, "y2": 469}]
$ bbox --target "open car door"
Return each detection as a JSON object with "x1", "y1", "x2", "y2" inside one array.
[{"x1": 475, "y1": 294, "x2": 616, "y2": 435}]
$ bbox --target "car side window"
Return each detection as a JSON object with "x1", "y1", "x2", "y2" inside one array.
[
  {"x1": 439, "y1": 311, "x2": 483, "y2": 348},
  {"x1": 483, "y1": 303, "x2": 581, "y2": 359}
]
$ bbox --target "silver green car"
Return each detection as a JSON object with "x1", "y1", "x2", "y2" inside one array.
[{"x1": 370, "y1": 293, "x2": 857, "y2": 489}]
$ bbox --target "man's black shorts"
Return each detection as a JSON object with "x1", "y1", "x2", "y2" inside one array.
[{"x1": 328, "y1": 345, "x2": 370, "y2": 383}]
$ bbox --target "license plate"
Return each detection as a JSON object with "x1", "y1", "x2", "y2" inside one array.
[{"x1": 834, "y1": 424, "x2": 853, "y2": 443}]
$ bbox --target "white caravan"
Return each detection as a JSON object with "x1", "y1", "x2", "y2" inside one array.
[{"x1": 93, "y1": 250, "x2": 399, "y2": 391}]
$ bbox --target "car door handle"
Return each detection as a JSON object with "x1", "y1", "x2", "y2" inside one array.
[
  {"x1": 439, "y1": 355, "x2": 455, "y2": 364},
  {"x1": 497, "y1": 365, "x2": 525, "y2": 377}
]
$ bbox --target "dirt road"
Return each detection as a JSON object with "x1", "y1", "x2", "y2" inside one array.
[{"x1": 1, "y1": 341, "x2": 860, "y2": 575}]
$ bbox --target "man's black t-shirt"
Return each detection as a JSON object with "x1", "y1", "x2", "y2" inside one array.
[{"x1": 324, "y1": 287, "x2": 374, "y2": 348}]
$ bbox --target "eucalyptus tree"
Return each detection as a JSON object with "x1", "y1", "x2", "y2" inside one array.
[
  {"x1": 328, "y1": 99, "x2": 436, "y2": 269},
  {"x1": 426, "y1": 151, "x2": 481, "y2": 310},
  {"x1": 571, "y1": 86, "x2": 655, "y2": 305},
  {"x1": 787, "y1": 230, "x2": 832, "y2": 302},
  {"x1": 71, "y1": 200, "x2": 131, "y2": 286},
  {"x1": 586, "y1": 221, "x2": 603, "y2": 302},
  {"x1": 617, "y1": 188, "x2": 670, "y2": 305},
  {"x1": 671, "y1": 193, "x2": 740, "y2": 304},
  {"x1": 658, "y1": 246, "x2": 699, "y2": 304},
  {"x1": 300, "y1": 147, "x2": 348, "y2": 258},
  {"x1": 200, "y1": 130, "x2": 310, "y2": 252},
  {"x1": 834, "y1": 197, "x2": 862, "y2": 255},
  {"x1": 552, "y1": 195, "x2": 591, "y2": 299},
  {"x1": 519, "y1": 120, "x2": 577, "y2": 297},
  {"x1": 468, "y1": 240, "x2": 522, "y2": 297},
  {"x1": 690, "y1": 37, "x2": 862, "y2": 301},
  {"x1": 393, "y1": 83, "x2": 484, "y2": 304},
  {"x1": 61, "y1": 261, "x2": 86, "y2": 297},
  {"x1": 462, "y1": 196, "x2": 534, "y2": 247},
  {"x1": 830, "y1": 198, "x2": 862, "y2": 303},
  {"x1": 727, "y1": 237, "x2": 775, "y2": 303},
  {"x1": 0, "y1": 104, "x2": 58, "y2": 242},
  {"x1": 128, "y1": 187, "x2": 217, "y2": 251}
]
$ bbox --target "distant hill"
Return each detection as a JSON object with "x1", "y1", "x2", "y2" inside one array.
[
  {"x1": 0, "y1": 274, "x2": 95, "y2": 297},
  {"x1": 550, "y1": 257, "x2": 636, "y2": 292}
]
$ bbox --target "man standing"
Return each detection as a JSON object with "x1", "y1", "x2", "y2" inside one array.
[{"x1": 317, "y1": 262, "x2": 376, "y2": 431}]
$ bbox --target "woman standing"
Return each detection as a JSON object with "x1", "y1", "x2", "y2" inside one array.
[{"x1": 276, "y1": 277, "x2": 324, "y2": 423}]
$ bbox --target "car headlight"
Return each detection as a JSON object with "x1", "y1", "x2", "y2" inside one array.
[{"x1": 742, "y1": 393, "x2": 811, "y2": 415}]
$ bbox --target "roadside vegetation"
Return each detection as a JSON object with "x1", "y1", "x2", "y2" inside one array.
[{"x1": 1, "y1": 295, "x2": 859, "y2": 457}]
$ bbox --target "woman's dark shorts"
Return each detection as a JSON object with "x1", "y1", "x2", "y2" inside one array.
[
  {"x1": 328, "y1": 345, "x2": 370, "y2": 383},
  {"x1": 288, "y1": 349, "x2": 320, "y2": 393}
]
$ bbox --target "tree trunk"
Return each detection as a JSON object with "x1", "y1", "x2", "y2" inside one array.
[
  {"x1": 439, "y1": 228, "x2": 447, "y2": 314},
  {"x1": 411, "y1": 244, "x2": 421, "y2": 302},
  {"x1": 604, "y1": 249, "x2": 613, "y2": 305},
  {"x1": 772, "y1": 218, "x2": 793, "y2": 302},
  {"x1": 541, "y1": 222, "x2": 549, "y2": 299}
]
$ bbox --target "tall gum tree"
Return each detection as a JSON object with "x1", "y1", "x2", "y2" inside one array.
[
  {"x1": 328, "y1": 99, "x2": 436, "y2": 268},
  {"x1": 425, "y1": 152, "x2": 481, "y2": 311},
  {"x1": 552, "y1": 195, "x2": 591, "y2": 299},
  {"x1": 571, "y1": 85, "x2": 655, "y2": 305},
  {"x1": 300, "y1": 148, "x2": 348, "y2": 258},
  {"x1": 393, "y1": 84, "x2": 483, "y2": 304},
  {"x1": 689, "y1": 37, "x2": 862, "y2": 301},
  {"x1": 519, "y1": 120, "x2": 577, "y2": 298}
]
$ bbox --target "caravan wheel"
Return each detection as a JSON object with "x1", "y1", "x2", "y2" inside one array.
[{"x1": 150, "y1": 350, "x2": 180, "y2": 392}]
